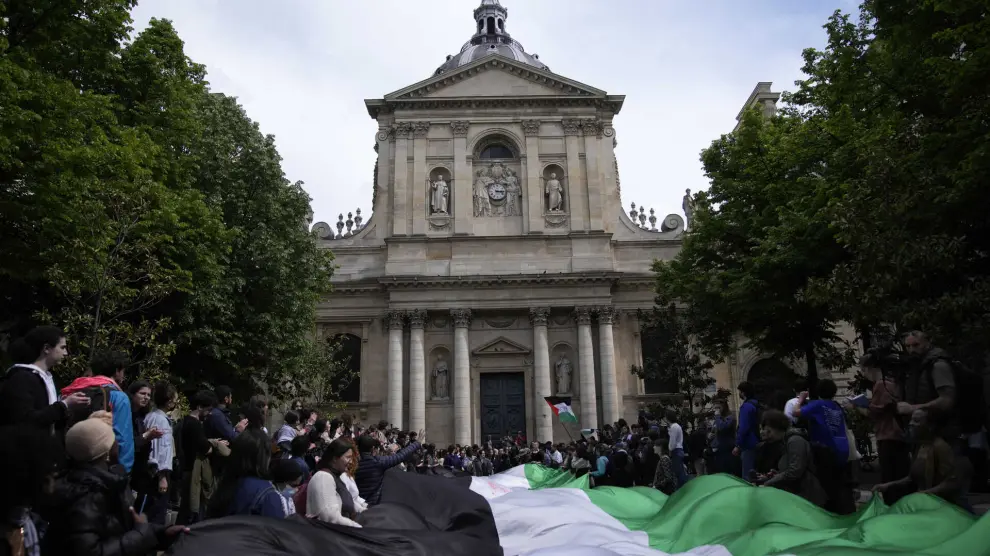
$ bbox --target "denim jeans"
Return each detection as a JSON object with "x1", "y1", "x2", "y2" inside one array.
[
  {"x1": 741, "y1": 448, "x2": 757, "y2": 483},
  {"x1": 671, "y1": 448, "x2": 690, "y2": 489}
]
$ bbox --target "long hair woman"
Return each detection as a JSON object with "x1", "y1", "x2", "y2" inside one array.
[{"x1": 207, "y1": 428, "x2": 287, "y2": 519}]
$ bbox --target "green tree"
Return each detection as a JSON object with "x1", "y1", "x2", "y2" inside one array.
[
  {"x1": 654, "y1": 106, "x2": 854, "y2": 393},
  {"x1": 632, "y1": 303, "x2": 715, "y2": 427},
  {"x1": 793, "y1": 2, "x2": 990, "y2": 361}
]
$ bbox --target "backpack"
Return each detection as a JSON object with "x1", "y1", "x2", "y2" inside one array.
[
  {"x1": 927, "y1": 355, "x2": 989, "y2": 434},
  {"x1": 68, "y1": 385, "x2": 114, "y2": 424}
]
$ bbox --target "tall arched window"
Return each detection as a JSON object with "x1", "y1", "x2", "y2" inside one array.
[
  {"x1": 330, "y1": 334, "x2": 361, "y2": 403},
  {"x1": 479, "y1": 143, "x2": 514, "y2": 159}
]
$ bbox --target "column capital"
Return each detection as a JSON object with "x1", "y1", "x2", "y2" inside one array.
[
  {"x1": 412, "y1": 121, "x2": 430, "y2": 138},
  {"x1": 408, "y1": 309, "x2": 427, "y2": 329},
  {"x1": 450, "y1": 120, "x2": 470, "y2": 137},
  {"x1": 562, "y1": 119, "x2": 583, "y2": 136},
  {"x1": 450, "y1": 309, "x2": 472, "y2": 328},
  {"x1": 582, "y1": 118, "x2": 603, "y2": 137},
  {"x1": 394, "y1": 122, "x2": 414, "y2": 139},
  {"x1": 572, "y1": 307, "x2": 593, "y2": 325},
  {"x1": 595, "y1": 306, "x2": 617, "y2": 324},
  {"x1": 528, "y1": 307, "x2": 550, "y2": 327},
  {"x1": 521, "y1": 119, "x2": 542, "y2": 137},
  {"x1": 384, "y1": 310, "x2": 406, "y2": 330}
]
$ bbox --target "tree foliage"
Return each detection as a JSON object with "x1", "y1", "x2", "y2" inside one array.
[
  {"x1": 1, "y1": 3, "x2": 337, "y2": 398},
  {"x1": 632, "y1": 303, "x2": 715, "y2": 427}
]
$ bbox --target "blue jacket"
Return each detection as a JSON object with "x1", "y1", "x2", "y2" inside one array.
[
  {"x1": 736, "y1": 399, "x2": 760, "y2": 451},
  {"x1": 354, "y1": 441, "x2": 420, "y2": 506},
  {"x1": 109, "y1": 389, "x2": 135, "y2": 472},
  {"x1": 228, "y1": 476, "x2": 285, "y2": 519},
  {"x1": 203, "y1": 406, "x2": 237, "y2": 442}
]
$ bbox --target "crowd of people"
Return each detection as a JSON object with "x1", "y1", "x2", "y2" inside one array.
[{"x1": 1, "y1": 326, "x2": 986, "y2": 556}]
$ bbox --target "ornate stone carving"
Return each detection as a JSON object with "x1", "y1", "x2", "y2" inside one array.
[
  {"x1": 312, "y1": 221, "x2": 333, "y2": 239},
  {"x1": 385, "y1": 310, "x2": 406, "y2": 330},
  {"x1": 661, "y1": 213, "x2": 685, "y2": 233},
  {"x1": 544, "y1": 172, "x2": 565, "y2": 212},
  {"x1": 412, "y1": 121, "x2": 430, "y2": 138},
  {"x1": 450, "y1": 120, "x2": 470, "y2": 137},
  {"x1": 596, "y1": 306, "x2": 617, "y2": 324},
  {"x1": 376, "y1": 128, "x2": 392, "y2": 142},
  {"x1": 431, "y1": 354, "x2": 449, "y2": 400},
  {"x1": 582, "y1": 119, "x2": 602, "y2": 137},
  {"x1": 552, "y1": 314, "x2": 570, "y2": 326},
  {"x1": 484, "y1": 317, "x2": 516, "y2": 329},
  {"x1": 544, "y1": 213, "x2": 568, "y2": 228},
  {"x1": 430, "y1": 316, "x2": 449, "y2": 329},
  {"x1": 394, "y1": 122, "x2": 413, "y2": 139},
  {"x1": 573, "y1": 307, "x2": 592, "y2": 326},
  {"x1": 562, "y1": 119, "x2": 582, "y2": 136},
  {"x1": 450, "y1": 309, "x2": 472, "y2": 328},
  {"x1": 604, "y1": 126, "x2": 615, "y2": 138},
  {"x1": 473, "y1": 163, "x2": 522, "y2": 217},
  {"x1": 427, "y1": 215, "x2": 451, "y2": 231},
  {"x1": 555, "y1": 355, "x2": 573, "y2": 394},
  {"x1": 521, "y1": 119, "x2": 541, "y2": 136},
  {"x1": 408, "y1": 309, "x2": 427, "y2": 329},
  {"x1": 528, "y1": 307, "x2": 550, "y2": 327},
  {"x1": 682, "y1": 188, "x2": 694, "y2": 230},
  {"x1": 429, "y1": 173, "x2": 449, "y2": 215}
]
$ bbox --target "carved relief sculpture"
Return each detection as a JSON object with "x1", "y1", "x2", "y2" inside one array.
[
  {"x1": 474, "y1": 163, "x2": 521, "y2": 217},
  {"x1": 555, "y1": 355, "x2": 572, "y2": 394},
  {"x1": 473, "y1": 167, "x2": 493, "y2": 217},
  {"x1": 429, "y1": 174, "x2": 449, "y2": 215},
  {"x1": 503, "y1": 168, "x2": 520, "y2": 216},
  {"x1": 682, "y1": 188, "x2": 694, "y2": 230},
  {"x1": 432, "y1": 354, "x2": 449, "y2": 400},
  {"x1": 544, "y1": 172, "x2": 565, "y2": 212}
]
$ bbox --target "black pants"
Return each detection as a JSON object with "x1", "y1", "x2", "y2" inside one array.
[{"x1": 876, "y1": 440, "x2": 912, "y2": 505}]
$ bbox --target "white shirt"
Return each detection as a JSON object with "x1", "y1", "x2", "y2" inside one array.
[
  {"x1": 784, "y1": 398, "x2": 801, "y2": 424},
  {"x1": 668, "y1": 423, "x2": 684, "y2": 451}
]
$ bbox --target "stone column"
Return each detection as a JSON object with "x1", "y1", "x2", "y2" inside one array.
[
  {"x1": 451, "y1": 309, "x2": 472, "y2": 445},
  {"x1": 392, "y1": 123, "x2": 412, "y2": 236},
  {"x1": 522, "y1": 120, "x2": 542, "y2": 234},
  {"x1": 582, "y1": 119, "x2": 603, "y2": 231},
  {"x1": 597, "y1": 306, "x2": 620, "y2": 426},
  {"x1": 451, "y1": 121, "x2": 471, "y2": 234},
  {"x1": 374, "y1": 127, "x2": 393, "y2": 239},
  {"x1": 530, "y1": 307, "x2": 553, "y2": 443},
  {"x1": 408, "y1": 309, "x2": 427, "y2": 433},
  {"x1": 563, "y1": 119, "x2": 587, "y2": 231},
  {"x1": 411, "y1": 122, "x2": 430, "y2": 235},
  {"x1": 574, "y1": 307, "x2": 598, "y2": 430},
  {"x1": 385, "y1": 310, "x2": 406, "y2": 429}
]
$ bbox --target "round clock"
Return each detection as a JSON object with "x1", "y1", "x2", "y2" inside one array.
[{"x1": 488, "y1": 182, "x2": 507, "y2": 201}]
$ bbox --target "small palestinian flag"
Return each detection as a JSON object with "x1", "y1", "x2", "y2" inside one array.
[{"x1": 544, "y1": 396, "x2": 578, "y2": 423}]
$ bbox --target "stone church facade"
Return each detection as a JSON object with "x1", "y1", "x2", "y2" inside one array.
[{"x1": 310, "y1": 1, "x2": 847, "y2": 446}]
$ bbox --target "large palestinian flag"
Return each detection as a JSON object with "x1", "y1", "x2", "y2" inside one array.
[{"x1": 169, "y1": 465, "x2": 989, "y2": 556}]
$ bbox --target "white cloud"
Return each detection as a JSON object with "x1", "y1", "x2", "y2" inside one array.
[{"x1": 129, "y1": 0, "x2": 844, "y2": 227}]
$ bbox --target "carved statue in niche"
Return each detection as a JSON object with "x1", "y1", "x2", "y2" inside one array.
[
  {"x1": 429, "y1": 173, "x2": 449, "y2": 215},
  {"x1": 432, "y1": 354, "x2": 450, "y2": 400},
  {"x1": 503, "y1": 168, "x2": 520, "y2": 216},
  {"x1": 544, "y1": 172, "x2": 565, "y2": 212},
  {"x1": 555, "y1": 354, "x2": 572, "y2": 394},
  {"x1": 473, "y1": 167, "x2": 493, "y2": 217},
  {"x1": 682, "y1": 188, "x2": 694, "y2": 230}
]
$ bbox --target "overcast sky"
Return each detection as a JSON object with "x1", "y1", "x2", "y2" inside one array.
[{"x1": 129, "y1": 0, "x2": 853, "y2": 228}]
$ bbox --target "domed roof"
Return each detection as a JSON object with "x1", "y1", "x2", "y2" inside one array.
[{"x1": 434, "y1": 1, "x2": 549, "y2": 76}]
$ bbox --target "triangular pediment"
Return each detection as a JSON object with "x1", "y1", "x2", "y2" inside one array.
[
  {"x1": 472, "y1": 336, "x2": 532, "y2": 356},
  {"x1": 385, "y1": 56, "x2": 606, "y2": 101}
]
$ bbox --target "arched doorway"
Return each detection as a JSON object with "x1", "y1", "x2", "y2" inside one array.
[
  {"x1": 746, "y1": 358, "x2": 800, "y2": 410},
  {"x1": 330, "y1": 334, "x2": 361, "y2": 403}
]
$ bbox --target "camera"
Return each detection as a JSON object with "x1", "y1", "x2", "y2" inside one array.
[{"x1": 861, "y1": 342, "x2": 910, "y2": 382}]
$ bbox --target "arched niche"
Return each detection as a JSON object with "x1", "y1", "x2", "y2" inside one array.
[
  {"x1": 428, "y1": 345, "x2": 452, "y2": 401},
  {"x1": 427, "y1": 165, "x2": 452, "y2": 219},
  {"x1": 746, "y1": 358, "x2": 801, "y2": 410},
  {"x1": 328, "y1": 333, "x2": 361, "y2": 403},
  {"x1": 541, "y1": 163, "x2": 567, "y2": 214},
  {"x1": 471, "y1": 132, "x2": 523, "y2": 218},
  {"x1": 550, "y1": 342, "x2": 576, "y2": 396},
  {"x1": 471, "y1": 131, "x2": 522, "y2": 160}
]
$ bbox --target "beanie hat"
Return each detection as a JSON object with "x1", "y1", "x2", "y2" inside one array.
[
  {"x1": 88, "y1": 410, "x2": 114, "y2": 428},
  {"x1": 65, "y1": 418, "x2": 115, "y2": 463}
]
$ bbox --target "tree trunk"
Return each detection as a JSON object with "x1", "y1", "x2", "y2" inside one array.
[{"x1": 804, "y1": 344, "x2": 818, "y2": 397}]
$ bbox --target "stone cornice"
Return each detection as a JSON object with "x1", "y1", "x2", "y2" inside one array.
[
  {"x1": 379, "y1": 272, "x2": 623, "y2": 290},
  {"x1": 368, "y1": 97, "x2": 624, "y2": 119}
]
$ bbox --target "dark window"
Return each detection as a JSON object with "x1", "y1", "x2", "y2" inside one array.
[
  {"x1": 746, "y1": 358, "x2": 800, "y2": 410},
  {"x1": 641, "y1": 325, "x2": 678, "y2": 394},
  {"x1": 498, "y1": 19, "x2": 504, "y2": 31},
  {"x1": 330, "y1": 334, "x2": 361, "y2": 403},
  {"x1": 486, "y1": 17, "x2": 495, "y2": 34},
  {"x1": 479, "y1": 144, "x2": 514, "y2": 159},
  {"x1": 478, "y1": 19, "x2": 484, "y2": 33}
]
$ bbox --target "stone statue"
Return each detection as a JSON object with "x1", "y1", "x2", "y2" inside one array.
[
  {"x1": 682, "y1": 188, "x2": 694, "y2": 229},
  {"x1": 432, "y1": 354, "x2": 449, "y2": 400},
  {"x1": 545, "y1": 173, "x2": 564, "y2": 212},
  {"x1": 430, "y1": 174, "x2": 449, "y2": 214},
  {"x1": 555, "y1": 355, "x2": 572, "y2": 394},
  {"x1": 503, "y1": 168, "x2": 520, "y2": 216},
  {"x1": 474, "y1": 168, "x2": 493, "y2": 217}
]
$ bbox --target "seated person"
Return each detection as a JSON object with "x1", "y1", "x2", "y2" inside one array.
[{"x1": 759, "y1": 410, "x2": 827, "y2": 507}]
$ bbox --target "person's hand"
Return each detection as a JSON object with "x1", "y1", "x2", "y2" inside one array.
[
  {"x1": 130, "y1": 508, "x2": 148, "y2": 524},
  {"x1": 235, "y1": 419, "x2": 248, "y2": 433},
  {"x1": 872, "y1": 482, "x2": 890, "y2": 493},
  {"x1": 164, "y1": 525, "x2": 190, "y2": 538},
  {"x1": 158, "y1": 476, "x2": 169, "y2": 493},
  {"x1": 731, "y1": 447, "x2": 740, "y2": 457},
  {"x1": 897, "y1": 402, "x2": 915, "y2": 415},
  {"x1": 798, "y1": 391, "x2": 809, "y2": 401},
  {"x1": 218, "y1": 440, "x2": 229, "y2": 447},
  {"x1": 64, "y1": 392, "x2": 91, "y2": 408},
  {"x1": 417, "y1": 429, "x2": 426, "y2": 443},
  {"x1": 144, "y1": 427, "x2": 165, "y2": 441}
]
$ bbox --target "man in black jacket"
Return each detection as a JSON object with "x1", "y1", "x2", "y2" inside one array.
[
  {"x1": 354, "y1": 431, "x2": 423, "y2": 506},
  {"x1": 0, "y1": 326, "x2": 89, "y2": 433}
]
